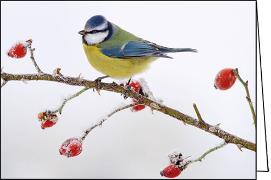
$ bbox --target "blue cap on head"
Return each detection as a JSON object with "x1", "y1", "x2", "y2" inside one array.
[{"x1": 85, "y1": 15, "x2": 107, "y2": 31}]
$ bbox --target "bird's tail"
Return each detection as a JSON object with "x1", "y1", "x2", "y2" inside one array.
[{"x1": 162, "y1": 47, "x2": 198, "y2": 53}]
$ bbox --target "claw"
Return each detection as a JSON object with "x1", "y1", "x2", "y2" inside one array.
[
  {"x1": 94, "y1": 75, "x2": 109, "y2": 95},
  {"x1": 122, "y1": 85, "x2": 131, "y2": 99},
  {"x1": 119, "y1": 78, "x2": 132, "y2": 99}
]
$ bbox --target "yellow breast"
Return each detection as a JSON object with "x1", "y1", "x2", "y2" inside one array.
[{"x1": 83, "y1": 44, "x2": 156, "y2": 79}]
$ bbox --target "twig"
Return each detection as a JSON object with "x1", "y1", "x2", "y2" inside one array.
[
  {"x1": 81, "y1": 104, "x2": 134, "y2": 140},
  {"x1": 185, "y1": 141, "x2": 227, "y2": 167},
  {"x1": 233, "y1": 68, "x2": 256, "y2": 126},
  {"x1": 0, "y1": 72, "x2": 256, "y2": 152},
  {"x1": 27, "y1": 40, "x2": 44, "y2": 74},
  {"x1": 193, "y1": 103, "x2": 206, "y2": 124},
  {"x1": 51, "y1": 87, "x2": 90, "y2": 114}
]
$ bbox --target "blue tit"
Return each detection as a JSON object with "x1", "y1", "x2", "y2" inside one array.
[{"x1": 79, "y1": 15, "x2": 197, "y2": 79}]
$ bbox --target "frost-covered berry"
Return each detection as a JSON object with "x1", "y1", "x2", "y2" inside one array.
[
  {"x1": 59, "y1": 138, "x2": 82, "y2": 158},
  {"x1": 214, "y1": 68, "x2": 237, "y2": 90},
  {"x1": 41, "y1": 120, "x2": 56, "y2": 129},
  {"x1": 128, "y1": 81, "x2": 142, "y2": 93},
  {"x1": 7, "y1": 41, "x2": 30, "y2": 58},
  {"x1": 160, "y1": 164, "x2": 182, "y2": 178},
  {"x1": 128, "y1": 81, "x2": 146, "y2": 112},
  {"x1": 37, "y1": 111, "x2": 58, "y2": 129},
  {"x1": 132, "y1": 104, "x2": 145, "y2": 112}
]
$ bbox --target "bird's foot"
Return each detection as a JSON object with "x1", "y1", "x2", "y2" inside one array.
[
  {"x1": 120, "y1": 78, "x2": 133, "y2": 99},
  {"x1": 93, "y1": 75, "x2": 109, "y2": 95},
  {"x1": 120, "y1": 78, "x2": 145, "y2": 99},
  {"x1": 122, "y1": 85, "x2": 131, "y2": 99}
]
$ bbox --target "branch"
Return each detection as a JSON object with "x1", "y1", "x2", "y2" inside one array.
[
  {"x1": 27, "y1": 39, "x2": 44, "y2": 74},
  {"x1": 51, "y1": 87, "x2": 90, "y2": 114},
  {"x1": 81, "y1": 103, "x2": 135, "y2": 141},
  {"x1": 193, "y1": 103, "x2": 206, "y2": 124},
  {"x1": 233, "y1": 68, "x2": 256, "y2": 125},
  {"x1": 1, "y1": 72, "x2": 256, "y2": 152},
  {"x1": 186, "y1": 141, "x2": 227, "y2": 167}
]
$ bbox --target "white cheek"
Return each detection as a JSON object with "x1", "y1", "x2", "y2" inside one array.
[{"x1": 84, "y1": 31, "x2": 109, "y2": 45}]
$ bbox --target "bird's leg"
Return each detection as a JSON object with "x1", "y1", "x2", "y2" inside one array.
[
  {"x1": 93, "y1": 75, "x2": 109, "y2": 95},
  {"x1": 122, "y1": 77, "x2": 133, "y2": 99},
  {"x1": 126, "y1": 78, "x2": 132, "y2": 85}
]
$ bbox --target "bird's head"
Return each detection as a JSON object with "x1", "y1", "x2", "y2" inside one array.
[{"x1": 79, "y1": 15, "x2": 113, "y2": 45}]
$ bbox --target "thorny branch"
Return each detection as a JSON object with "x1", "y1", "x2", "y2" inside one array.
[
  {"x1": 1, "y1": 72, "x2": 256, "y2": 152},
  {"x1": 81, "y1": 104, "x2": 135, "y2": 141},
  {"x1": 233, "y1": 68, "x2": 256, "y2": 126}
]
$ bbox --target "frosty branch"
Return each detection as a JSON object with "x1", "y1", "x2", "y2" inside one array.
[
  {"x1": 233, "y1": 68, "x2": 256, "y2": 125},
  {"x1": 1, "y1": 71, "x2": 256, "y2": 151},
  {"x1": 186, "y1": 141, "x2": 227, "y2": 167},
  {"x1": 81, "y1": 103, "x2": 135, "y2": 141},
  {"x1": 51, "y1": 87, "x2": 90, "y2": 114}
]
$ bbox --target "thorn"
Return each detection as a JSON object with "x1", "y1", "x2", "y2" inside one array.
[
  {"x1": 77, "y1": 73, "x2": 84, "y2": 80},
  {"x1": 236, "y1": 144, "x2": 243, "y2": 152},
  {"x1": 53, "y1": 68, "x2": 63, "y2": 76},
  {"x1": 214, "y1": 123, "x2": 221, "y2": 128},
  {"x1": 95, "y1": 89, "x2": 101, "y2": 96},
  {"x1": 112, "y1": 81, "x2": 118, "y2": 86},
  {"x1": 1, "y1": 80, "x2": 7, "y2": 88},
  {"x1": 21, "y1": 78, "x2": 28, "y2": 84}
]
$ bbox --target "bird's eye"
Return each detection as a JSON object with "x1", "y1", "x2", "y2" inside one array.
[
  {"x1": 87, "y1": 28, "x2": 108, "y2": 34},
  {"x1": 90, "y1": 30, "x2": 99, "y2": 34}
]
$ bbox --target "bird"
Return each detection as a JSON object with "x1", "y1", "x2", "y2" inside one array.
[{"x1": 79, "y1": 15, "x2": 197, "y2": 80}]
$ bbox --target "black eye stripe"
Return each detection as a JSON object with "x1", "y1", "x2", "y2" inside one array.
[{"x1": 86, "y1": 28, "x2": 108, "y2": 34}]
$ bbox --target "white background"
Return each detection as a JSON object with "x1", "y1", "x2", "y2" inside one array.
[{"x1": 1, "y1": 1, "x2": 256, "y2": 179}]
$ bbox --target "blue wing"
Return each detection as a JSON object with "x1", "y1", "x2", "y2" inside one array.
[{"x1": 101, "y1": 41, "x2": 197, "y2": 59}]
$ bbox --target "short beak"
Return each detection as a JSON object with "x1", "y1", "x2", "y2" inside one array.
[{"x1": 78, "y1": 30, "x2": 86, "y2": 35}]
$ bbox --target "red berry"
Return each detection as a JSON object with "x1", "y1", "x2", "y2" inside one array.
[
  {"x1": 214, "y1": 68, "x2": 237, "y2": 90},
  {"x1": 132, "y1": 104, "x2": 146, "y2": 112},
  {"x1": 128, "y1": 81, "x2": 142, "y2": 93},
  {"x1": 37, "y1": 111, "x2": 58, "y2": 129},
  {"x1": 41, "y1": 120, "x2": 56, "y2": 129},
  {"x1": 7, "y1": 42, "x2": 28, "y2": 58},
  {"x1": 59, "y1": 138, "x2": 82, "y2": 158},
  {"x1": 160, "y1": 164, "x2": 182, "y2": 178}
]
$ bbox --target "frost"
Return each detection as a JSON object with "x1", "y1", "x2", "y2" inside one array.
[
  {"x1": 138, "y1": 78, "x2": 154, "y2": 99},
  {"x1": 139, "y1": 78, "x2": 164, "y2": 105},
  {"x1": 167, "y1": 151, "x2": 187, "y2": 168},
  {"x1": 59, "y1": 137, "x2": 82, "y2": 158}
]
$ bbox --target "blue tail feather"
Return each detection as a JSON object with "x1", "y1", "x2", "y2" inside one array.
[{"x1": 160, "y1": 47, "x2": 198, "y2": 53}]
